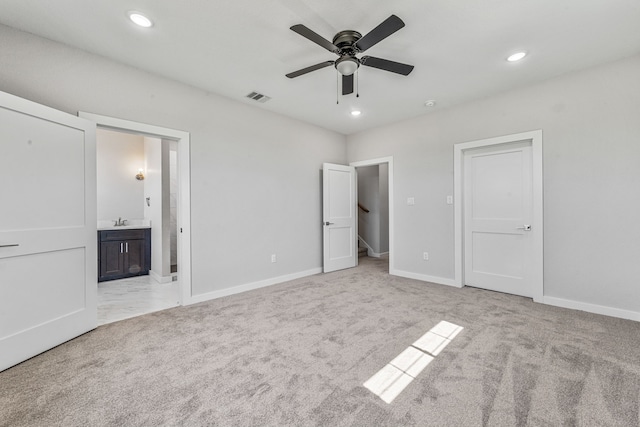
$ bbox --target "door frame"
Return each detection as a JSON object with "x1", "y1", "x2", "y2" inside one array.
[
  {"x1": 349, "y1": 156, "x2": 394, "y2": 273},
  {"x1": 78, "y1": 112, "x2": 193, "y2": 306},
  {"x1": 453, "y1": 131, "x2": 543, "y2": 302}
]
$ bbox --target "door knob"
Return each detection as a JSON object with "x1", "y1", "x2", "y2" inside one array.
[
  {"x1": 516, "y1": 225, "x2": 532, "y2": 231},
  {"x1": 324, "y1": 222, "x2": 334, "y2": 226}
]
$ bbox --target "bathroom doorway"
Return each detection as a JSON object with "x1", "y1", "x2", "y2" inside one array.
[{"x1": 82, "y1": 112, "x2": 192, "y2": 324}]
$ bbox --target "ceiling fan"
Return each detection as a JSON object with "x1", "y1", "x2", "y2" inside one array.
[{"x1": 286, "y1": 15, "x2": 414, "y2": 96}]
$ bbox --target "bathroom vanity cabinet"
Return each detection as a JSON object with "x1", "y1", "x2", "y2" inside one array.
[{"x1": 98, "y1": 228, "x2": 151, "y2": 282}]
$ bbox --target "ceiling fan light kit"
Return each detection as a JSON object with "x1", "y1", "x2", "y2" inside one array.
[
  {"x1": 335, "y1": 56, "x2": 359, "y2": 76},
  {"x1": 286, "y1": 15, "x2": 414, "y2": 99}
]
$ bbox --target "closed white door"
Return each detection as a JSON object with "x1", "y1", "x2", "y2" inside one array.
[
  {"x1": 463, "y1": 141, "x2": 534, "y2": 297},
  {"x1": 0, "y1": 91, "x2": 96, "y2": 372},
  {"x1": 323, "y1": 163, "x2": 357, "y2": 273}
]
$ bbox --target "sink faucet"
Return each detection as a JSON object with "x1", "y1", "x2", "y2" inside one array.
[{"x1": 114, "y1": 217, "x2": 128, "y2": 226}]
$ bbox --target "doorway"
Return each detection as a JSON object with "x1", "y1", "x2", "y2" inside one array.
[
  {"x1": 454, "y1": 130, "x2": 543, "y2": 302},
  {"x1": 350, "y1": 157, "x2": 394, "y2": 272},
  {"x1": 80, "y1": 112, "x2": 193, "y2": 315},
  {"x1": 95, "y1": 130, "x2": 180, "y2": 324}
]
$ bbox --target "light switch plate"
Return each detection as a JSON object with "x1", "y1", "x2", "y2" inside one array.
[
  {"x1": 446, "y1": 196, "x2": 453, "y2": 205},
  {"x1": 407, "y1": 197, "x2": 415, "y2": 205}
]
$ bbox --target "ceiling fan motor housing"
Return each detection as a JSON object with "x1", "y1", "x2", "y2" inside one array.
[
  {"x1": 333, "y1": 31, "x2": 361, "y2": 75},
  {"x1": 332, "y1": 30, "x2": 362, "y2": 53}
]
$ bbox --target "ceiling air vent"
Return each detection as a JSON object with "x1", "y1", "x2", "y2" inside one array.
[{"x1": 245, "y1": 91, "x2": 271, "y2": 103}]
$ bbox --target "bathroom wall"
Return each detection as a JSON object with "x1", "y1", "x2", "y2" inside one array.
[
  {"x1": 169, "y1": 141, "x2": 178, "y2": 270},
  {"x1": 143, "y1": 137, "x2": 171, "y2": 281},
  {"x1": 96, "y1": 128, "x2": 145, "y2": 222}
]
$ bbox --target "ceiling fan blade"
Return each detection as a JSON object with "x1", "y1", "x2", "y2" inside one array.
[
  {"x1": 355, "y1": 15, "x2": 405, "y2": 52},
  {"x1": 286, "y1": 61, "x2": 335, "y2": 78},
  {"x1": 342, "y1": 74, "x2": 354, "y2": 95},
  {"x1": 361, "y1": 56, "x2": 414, "y2": 76},
  {"x1": 290, "y1": 24, "x2": 339, "y2": 53}
]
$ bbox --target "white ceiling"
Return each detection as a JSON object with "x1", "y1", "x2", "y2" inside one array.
[{"x1": 1, "y1": 0, "x2": 640, "y2": 135}]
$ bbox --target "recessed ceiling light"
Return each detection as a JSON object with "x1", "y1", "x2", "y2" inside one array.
[
  {"x1": 129, "y1": 12, "x2": 153, "y2": 28},
  {"x1": 351, "y1": 110, "x2": 362, "y2": 117},
  {"x1": 507, "y1": 52, "x2": 527, "y2": 62}
]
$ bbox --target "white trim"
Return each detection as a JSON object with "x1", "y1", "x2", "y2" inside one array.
[
  {"x1": 357, "y1": 235, "x2": 374, "y2": 256},
  {"x1": 188, "y1": 268, "x2": 322, "y2": 305},
  {"x1": 390, "y1": 269, "x2": 459, "y2": 288},
  {"x1": 454, "y1": 130, "x2": 543, "y2": 302},
  {"x1": 350, "y1": 156, "x2": 394, "y2": 272},
  {"x1": 78, "y1": 112, "x2": 189, "y2": 140},
  {"x1": 149, "y1": 270, "x2": 173, "y2": 284},
  {"x1": 544, "y1": 296, "x2": 640, "y2": 322},
  {"x1": 368, "y1": 251, "x2": 389, "y2": 258},
  {"x1": 357, "y1": 235, "x2": 388, "y2": 258},
  {"x1": 78, "y1": 112, "x2": 193, "y2": 306}
]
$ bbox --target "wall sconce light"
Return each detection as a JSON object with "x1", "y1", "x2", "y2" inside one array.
[{"x1": 136, "y1": 168, "x2": 145, "y2": 181}]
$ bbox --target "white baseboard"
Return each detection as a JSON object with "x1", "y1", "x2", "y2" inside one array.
[
  {"x1": 543, "y1": 296, "x2": 640, "y2": 322},
  {"x1": 186, "y1": 267, "x2": 323, "y2": 306},
  {"x1": 368, "y1": 251, "x2": 389, "y2": 258},
  {"x1": 149, "y1": 270, "x2": 173, "y2": 284},
  {"x1": 390, "y1": 269, "x2": 460, "y2": 288},
  {"x1": 357, "y1": 235, "x2": 388, "y2": 258}
]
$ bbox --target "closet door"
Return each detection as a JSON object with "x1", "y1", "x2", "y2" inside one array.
[{"x1": 0, "y1": 91, "x2": 97, "y2": 372}]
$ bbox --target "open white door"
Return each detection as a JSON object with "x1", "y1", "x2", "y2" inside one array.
[
  {"x1": 323, "y1": 163, "x2": 357, "y2": 273},
  {"x1": 0, "y1": 91, "x2": 96, "y2": 372}
]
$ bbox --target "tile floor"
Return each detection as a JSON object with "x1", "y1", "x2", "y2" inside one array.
[{"x1": 97, "y1": 275, "x2": 181, "y2": 325}]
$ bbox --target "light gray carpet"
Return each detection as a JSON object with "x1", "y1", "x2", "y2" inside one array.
[{"x1": 2, "y1": 257, "x2": 639, "y2": 426}]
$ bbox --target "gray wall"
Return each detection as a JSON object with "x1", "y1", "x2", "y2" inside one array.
[
  {"x1": 357, "y1": 165, "x2": 380, "y2": 252},
  {"x1": 379, "y1": 163, "x2": 389, "y2": 253},
  {"x1": 356, "y1": 165, "x2": 389, "y2": 254},
  {"x1": 348, "y1": 54, "x2": 640, "y2": 315},
  {"x1": 0, "y1": 24, "x2": 347, "y2": 296}
]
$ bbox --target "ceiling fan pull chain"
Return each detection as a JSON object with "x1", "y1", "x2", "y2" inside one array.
[{"x1": 356, "y1": 68, "x2": 360, "y2": 98}]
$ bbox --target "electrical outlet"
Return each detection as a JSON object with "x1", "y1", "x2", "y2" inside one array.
[
  {"x1": 423, "y1": 252, "x2": 429, "y2": 261},
  {"x1": 446, "y1": 195, "x2": 453, "y2": 205},
  {"x1": 271, "y1": 254, "x2": 277, "y2": 263},
  {"x1": 407, "y1": 197, "x2": 415, "y2": 205}
]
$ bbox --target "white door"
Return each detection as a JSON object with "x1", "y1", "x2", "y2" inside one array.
[
  {"x1": 323, "y1": 163, "x2": 357, "y2": 273},
  {"x1": 0, "y1": 91, "x2": 96, "y2": 372},
  {"x1": 463, "y1": 141, "x2": 534, "y2": 297}
]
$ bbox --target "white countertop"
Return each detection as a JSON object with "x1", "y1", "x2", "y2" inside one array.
[
  {"x1": 98, "y1": 225, "x2": 151, "y2": 231},
  {"x1": 97, "y1": 219, "x2": 151, "y2": 231}
]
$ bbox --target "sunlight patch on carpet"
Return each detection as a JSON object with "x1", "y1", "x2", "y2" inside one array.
[{"x1": 364, "y1": 320, "x2": 463, "y2": 403}]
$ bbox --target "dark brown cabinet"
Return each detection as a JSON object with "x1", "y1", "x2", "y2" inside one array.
[{"x1": 98, "y1": 228, "x2": 151, "y2": 282}]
